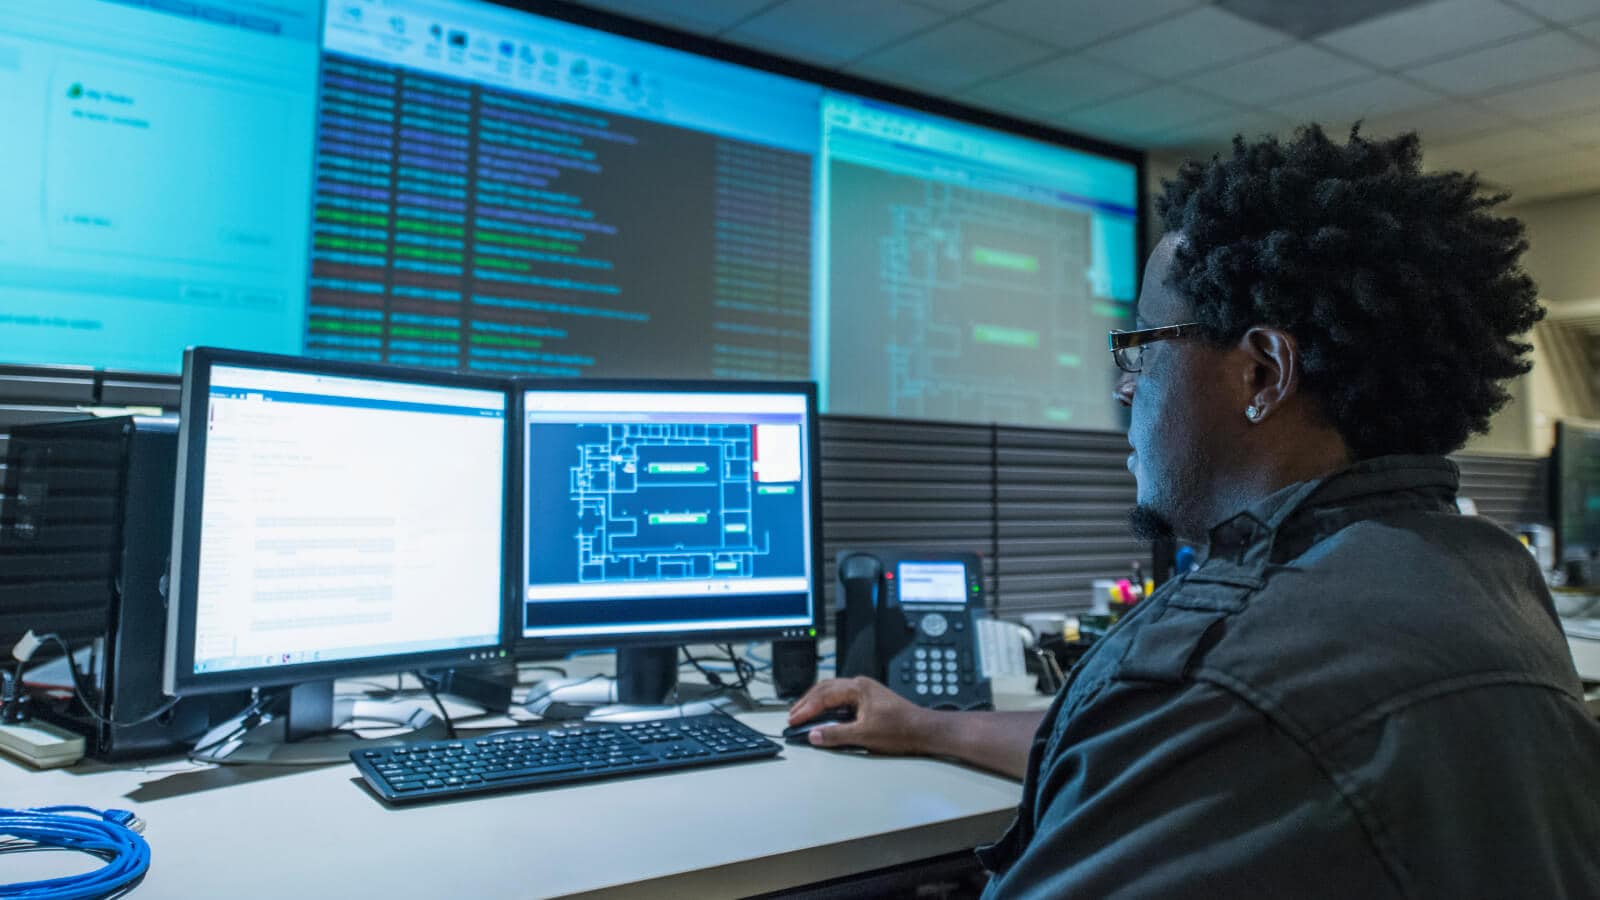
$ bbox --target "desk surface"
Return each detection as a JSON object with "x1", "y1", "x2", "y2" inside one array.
[
  {"x1": 0, "y1": 710, "x2": 1024, "y2": 899},
  {"x1": 1569, "y1": 633, "x2": 1600, "y2": 681},
  {"x1": 8, "y1": 639, "x2": 1593, "y2": 898}
]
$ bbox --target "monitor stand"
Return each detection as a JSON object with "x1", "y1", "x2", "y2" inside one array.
[
  {"x1": 616, "y1": 646, "x2": 678, "y2": 705},
  {"x1": 191, "y1": 681, "x2": 448, "y2": 765}
]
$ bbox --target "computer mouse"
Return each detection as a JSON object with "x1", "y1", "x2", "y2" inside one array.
[{"x1": 782, "y1": 706, "x2": 855, "y2": 745}]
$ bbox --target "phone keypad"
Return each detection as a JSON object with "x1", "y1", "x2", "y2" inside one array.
[{"x1": 900, "y1": 622, "x2": 977, "y2": 700}]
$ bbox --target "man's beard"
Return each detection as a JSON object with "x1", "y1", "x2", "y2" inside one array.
[{"x1": 1127, "y1": 504, "x2": 1175, "y2": 542}]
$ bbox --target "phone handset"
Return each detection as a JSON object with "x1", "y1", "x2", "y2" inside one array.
[{"x1": 837, "y1": 552, "x2": 884, "y2": 680}]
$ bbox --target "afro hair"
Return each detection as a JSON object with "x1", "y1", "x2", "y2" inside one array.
[{"x1": 1156, "y1": 124, "x2": 1543, "y2": 459}]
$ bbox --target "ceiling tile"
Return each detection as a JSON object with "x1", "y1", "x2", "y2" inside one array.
[
  {"x1": 1404, "y1": 30, "x2": 1600, "y2": 95},
  {"x1": 1217, "y1": 0, "x2": 1437, "y2": 39},
  {"x1": 1145, "y1": 110, "x2": 1301, "y2": 152},
  {"x1": 907, "y1": 0, "x2": 994, "y2": 11},
  {"x1": 1360, "y1": 100, "x2": 1518, "y2": 141},
  {"x1": 1188, "y1": 43, "x2": 1376, "y2": 105},
  {"x1": 1504, "y1": 0, "x2": 1600, "y2": 23},
  {"x1": 1269, "y1": 75, "x2": 1447, "y2": 127},
  {"x1": 725, "y1": 0, "x2": 944, "y2": 67},
  {"x1": 570, "y1": 0, "x2": 773, "y2": 35},
  {"x1": 1538, "y1": 105, "x2": 1600, "y2": 142},
  {"x1": 1477, "y1": 147, "x2": 1600, "y2": 184},
  {"x1": 1317, "y1": 0, "x2": 1545, "y2": 68},
  {"x1": 1499, "y1": 167, "x2": 1600, "y2": 201},
  {"x1": 1477, "y1": 67, "x2": 1600, "y2": 118},
  {"x1": 975, "y1": 0, "x2": 1204, "y2": 51},
  {"x1": 1479, "y1": 149, "x2": 1600, "y2": 199},
  {"x1": 1082, "y1": 6, "x2": 1291, "y2": 79},
  {"x1": 1572, "y1": 16, "x2": 1600, "y2": 43},
  {"x1": 846, "y1": 19, "x2": 1058, "y2": 94},
  {"x1": 1425, "y1": 126, "x2": 1568, "y2": 169},
  {"x1": 1047, "y1": 118, "x2": 1150, "y2": 148},
  {"x1": 1058, "y1": 84, "x2": 1240, "y2": 142},
  {"x1": 958, "y1": 56, "x2": 1154, "y2": 117}
]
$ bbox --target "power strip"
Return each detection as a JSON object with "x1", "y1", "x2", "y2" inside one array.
[{"x1": 0, "y1": 720, "x2": 87, "y2": 769}]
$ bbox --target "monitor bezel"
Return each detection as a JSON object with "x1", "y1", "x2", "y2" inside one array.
[
  {"x1": 164, "y1": 346, "x2": 516, "y2": 697},
  {"x1": 511, "y1": 377, "x2": 825, "y2": 654}
]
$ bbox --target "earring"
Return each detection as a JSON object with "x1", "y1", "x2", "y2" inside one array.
[{"x1": 1245, "y1": 405, "x2": 1262, "y2": 422}]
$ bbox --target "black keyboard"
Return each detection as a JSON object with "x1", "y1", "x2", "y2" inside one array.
[{"x1": 351, "y1": 712, "x2": 781, "y2": 804}]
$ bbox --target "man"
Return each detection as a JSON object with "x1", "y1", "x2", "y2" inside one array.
[{"x1": 788, "y1": 126, "x2": 1600, "y2": 897}]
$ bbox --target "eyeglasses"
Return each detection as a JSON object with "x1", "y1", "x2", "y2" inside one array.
[{"x1": 1108, "y1": 322, "x2": 1204, "y2": 374}]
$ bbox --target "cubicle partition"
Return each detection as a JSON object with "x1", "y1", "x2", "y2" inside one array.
[{"x1": 0, "y1": 363, "x2": 1553, "y2": 619}]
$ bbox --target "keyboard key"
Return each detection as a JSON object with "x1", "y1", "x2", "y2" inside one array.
[{"x1": 485, "y1": 763, "x2": 580, "y2": 781}]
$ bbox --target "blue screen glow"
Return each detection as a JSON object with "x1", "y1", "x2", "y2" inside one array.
[{"x1": 0, "y1": 0, "x2": 1140, "y2": 431}]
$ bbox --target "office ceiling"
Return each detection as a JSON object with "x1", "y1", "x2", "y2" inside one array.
[{"x1": 563, "y1": 0, "x2": 1600, "y2": 203}]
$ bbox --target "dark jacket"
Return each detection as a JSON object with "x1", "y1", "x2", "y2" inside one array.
[{"x1": 980, "y1": 455, "x2": 1600, "y2": 898}]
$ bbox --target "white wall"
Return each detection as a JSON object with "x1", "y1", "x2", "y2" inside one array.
[
  {"x1": 1143, "y1": 150, "x2": 1189, "y2": 252},
  {"x1": 1514, "y1": 192, "x2": 1600, "y2": 306},
  {"x1": 1464, "y1": 190, "x2": 1600, "y2": 456}
]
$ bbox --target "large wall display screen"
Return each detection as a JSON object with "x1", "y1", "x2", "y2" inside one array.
[
  {"x1": 0, "y1": 0, "x2": 1139, "y2": 430},
  {"x1": 0, "y1": 0, "x2": 321, "y2": 373}
]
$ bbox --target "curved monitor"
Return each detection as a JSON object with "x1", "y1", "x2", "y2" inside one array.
[
  {"x1": 165, "y1": 347, "x2": 511, "y2": 696},
  {"x1": 516, "y1": 379, "x2": 822, "y2": 652}
]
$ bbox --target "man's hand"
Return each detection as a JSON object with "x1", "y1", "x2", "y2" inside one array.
[
  {"x1": 786, "y1": 676, "x2": 934, "y2": 754},
  {"x1": 787, "y1": 677, "x2": 1048, "y2": 780}
]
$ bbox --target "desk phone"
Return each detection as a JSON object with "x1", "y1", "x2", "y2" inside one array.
[{"x1": 836, "y1": 549, "x2": 993, "y2": 711}]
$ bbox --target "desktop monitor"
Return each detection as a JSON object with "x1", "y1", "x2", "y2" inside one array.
[
  {"x1": 165, "y1": 347, "x2": 512, "y2": 746},
  {"x1": 1555, "y1": 420, "x2": 1600, "y2": 570},
  {"x1": 517, "y1": 380, "x2": 822, "y2": 703}
]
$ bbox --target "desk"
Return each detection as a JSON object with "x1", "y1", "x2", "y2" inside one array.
[
  {"x1": 0, "y1": 709, "x2": 1025, "y2": 898},
  {"x1": 1569, "y1": 634, "x2": 1600, "y2": 682}
]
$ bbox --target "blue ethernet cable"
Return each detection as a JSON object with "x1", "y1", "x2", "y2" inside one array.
[{"x1": 0, "y1": 805, "x2": 151, "y2": 899}]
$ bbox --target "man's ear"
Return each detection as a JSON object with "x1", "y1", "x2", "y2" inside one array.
[{"x1": 1237, "y1": 326, "x2": 1300, "y2": 422}]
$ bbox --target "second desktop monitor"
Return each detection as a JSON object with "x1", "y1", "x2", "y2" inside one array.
[{"x1": 518, "y1": 382, "x2": 822, "y2": 654}]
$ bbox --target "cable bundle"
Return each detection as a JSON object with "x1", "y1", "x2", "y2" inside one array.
[{"x1": 0, "y1": 806, "x2": 151, "y2": 899}]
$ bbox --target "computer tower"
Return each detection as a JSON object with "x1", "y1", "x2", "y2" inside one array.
[{"x1": 0, "y1": 415, "x2": 241, "y2": 759}]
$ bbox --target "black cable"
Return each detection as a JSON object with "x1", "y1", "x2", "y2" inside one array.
[
  {"x1": 672, "y1": 645, "x2": 764, "y2": 718},
  {"x1": 186, "y1": 692, "x2": 271, "y2": 761},
  {"x1": 679, "y1": 645, "x2": 757, "y2": 694},
  {"x1": 22, "y1": 633, "x2": 181, "y2": 728},
  {"x1": 679, "y1": 646, "x2": 726, "y2": 689},
  {"x1": 719, "y1": 643, "x2": 756, "y2": 691},
  {"x1": 413, "y1": 670, "x2": 457, "y2": 740}
]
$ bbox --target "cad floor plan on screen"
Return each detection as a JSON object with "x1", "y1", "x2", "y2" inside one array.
[{"x1": 565, "y1": 421, "x2": 797, "y2": 583}]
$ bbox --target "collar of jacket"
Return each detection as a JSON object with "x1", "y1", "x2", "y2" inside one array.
[{"x1": 1202, "y1": 455, "x2": 1461, "y2": 569}]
